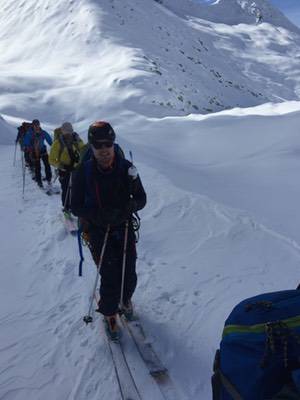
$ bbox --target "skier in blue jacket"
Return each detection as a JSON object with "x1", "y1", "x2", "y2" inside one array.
[{"x1": 23, "y1": 119, "x2": 53, "y2": 187}]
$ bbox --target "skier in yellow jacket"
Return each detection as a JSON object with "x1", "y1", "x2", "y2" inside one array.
[{"x1": 49, "y1": 122, "x2": 85, "y2": 211}]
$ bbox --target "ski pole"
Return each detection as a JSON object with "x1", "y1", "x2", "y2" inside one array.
[
  {"x1": 119, "y1": 220, "x2": 129, "y2": 311},
  {"x1": 22, "y1": 151, "x2": 26, "y2": 198},
  {"x1": 13, "y1": 142, "x2": 17, "y2": 166},
  {"x1": 69, "y1": 172, "x2": 72, "y2": 206},
  {"x1": 77, "y1": 226, "x2": 84, "y2": 277},
  {"x1": 83, "y1": 225, "x2": 110, "y2": 324},
  {"x1": 128, "y1": 150, "x2": 139, "y2": 205},
  {"x1": 63, "y1": 173, "x2": 72, "y2": 211},
  {"x1": 127, "y1": 153, "x2": 141, "y2": 227},
  {"x1": 119, "y1": 154, "x2": 138, "y2": 311}
]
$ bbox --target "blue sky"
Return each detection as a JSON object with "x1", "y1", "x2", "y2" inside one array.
[
  {"x1": 195, "y1": 0, "x2": 300, "y2": 27},
  {"x1": 269, "y1": 0, "x2": 300, "y2": 27}
]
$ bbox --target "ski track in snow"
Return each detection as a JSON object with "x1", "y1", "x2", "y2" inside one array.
[{"x1": 0, "y1": 147, "x2": 119, "y2": 400}]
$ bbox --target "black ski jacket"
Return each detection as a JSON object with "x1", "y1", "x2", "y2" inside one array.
[{"x1": 71, "y1": 152, "x2": 146, "y2": 228}]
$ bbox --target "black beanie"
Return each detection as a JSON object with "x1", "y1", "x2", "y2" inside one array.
[{"x1": 88, "y1": 121, "x2": 116, "y2": 144}]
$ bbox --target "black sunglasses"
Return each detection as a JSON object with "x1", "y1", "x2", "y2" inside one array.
[{"x1": 92, "y1": 141, "x2": 114, "y2": 149}]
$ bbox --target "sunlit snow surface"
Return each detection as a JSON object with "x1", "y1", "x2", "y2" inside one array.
[
  {"x1": 1, "y1": 0, "x2": 300, "y2": 399},
  {"x1": 0, "y1": 0, "x2": 300, "y2": 120}
]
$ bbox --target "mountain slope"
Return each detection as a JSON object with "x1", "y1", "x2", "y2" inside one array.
[
  {"x1": 1, "y1": 1, "x2": 300, "y2": 399},
  {"x1": 0, "y1": 0, "x2": 299, "y2": 122},
  {"x1": 162, "y1": 0, "x2": 300, "y2": 32}
]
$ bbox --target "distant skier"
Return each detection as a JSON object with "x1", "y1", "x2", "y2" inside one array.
[
  {"x1": 23, "y1": 119, "x2": 53, "y2": 188},
  {"x1": 16, "y1": 122, "x2": 29, "y2": 149},
  {"x1": 16, "y1": 122, "x2": 34, "y2": 171},
  {"x1": 49, "y1": 122, "x2": 84, "y2": 211},
  {"x1": 255, "y1": 9, "x2": 263, "y2": 24},
  {"x1": 71, "y1": 121, "x2": 146, "y2": 340}
]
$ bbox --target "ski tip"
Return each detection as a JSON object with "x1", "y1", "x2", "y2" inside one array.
[{"x1": 111, "y1": 337, "x2": 120, "y2": 344}]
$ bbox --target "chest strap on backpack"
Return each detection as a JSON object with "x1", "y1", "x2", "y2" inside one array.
[{"x1": 58, "y1": 134, "x2": 80, "y2": 165}]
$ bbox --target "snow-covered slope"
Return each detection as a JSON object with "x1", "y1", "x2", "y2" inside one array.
[
  {"x1": 0, "y1": 0, "x2": 300, "y2": 122},
  {"x1": 2, "y1": 102, "x2": 300, "y2": 400},
  {"x1": 0, "y1": 114, "x2": 15, "y2": 144}
]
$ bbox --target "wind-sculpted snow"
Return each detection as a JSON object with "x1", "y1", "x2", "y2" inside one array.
[{"x1": 0, "y1": 0, "x2": 299, "y2": 120}]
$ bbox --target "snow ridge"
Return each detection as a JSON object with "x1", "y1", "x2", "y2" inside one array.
[
  {"x1": 159, "y1": 0, "x2": 300, "y2": 32},
  {"x1": 0, "y1": 0, "x2": 300, "y2": 122}
]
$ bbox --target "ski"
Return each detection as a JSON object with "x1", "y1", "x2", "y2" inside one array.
[
  {"x1": 105, "y1": 332, "x2": 142, "y2": 400},
  {"x1": 120, "y1": 316, "x2": 167, "y2": 377},
  {"x1": 120, "y1": 315, "x2": 182, "y2": 400},
  {"x1": 92, "y1": 295, "x2": 140, "y2": 399},
  {"x1": 93, "y1": 292, "x2": 179, "y2": 400},
  {"x1": 39, "y1": 184, "x2": 60, "y2": 196}
]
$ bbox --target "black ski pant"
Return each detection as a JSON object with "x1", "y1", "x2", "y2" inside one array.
[
  {"x1": 89, "y1": 223, "x2": 137, "y2": 317},
  {"x1": 24, "y1": 150, "x2": 34, "y2": 170},
  {"x1": 59, "y1": 170, "x2": 71, "y2": 210},
  {"x1": 34, "y1": 152, "x2": 52, "y2": 184}
]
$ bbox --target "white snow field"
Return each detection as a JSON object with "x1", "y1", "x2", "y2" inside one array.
[{"x1": 1, "y1": 0, "x2": 300, "y2": 399}]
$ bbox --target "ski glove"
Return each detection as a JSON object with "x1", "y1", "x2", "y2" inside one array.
[{"x1": 125, "y1": 199, "x2": 138, "y2": 216}]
